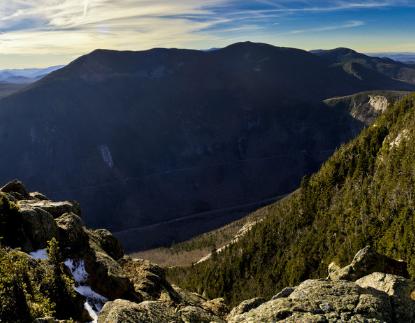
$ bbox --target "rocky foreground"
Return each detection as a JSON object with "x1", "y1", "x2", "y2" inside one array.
[{"x1": 1, "y1": 180, "x2": 415, "y2": 322}]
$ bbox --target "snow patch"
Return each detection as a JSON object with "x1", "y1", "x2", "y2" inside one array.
[
  {"x1": 64, "y1": 259, "x2": 107, "y2": 322},
  {"x1": 29, "y1": 249, "x2": 48, "y2": 260},
  {"x1": 28, "y1": 254, "x2": 107, "y2": 322},
  {"x1": 64, "y1": 259, "x2": 88, "y2": 283},
  {"x1": 98, "y1": 145, "x2": 114, "y2": 169},
  {"x1": 75, "y1": 285, "x2": 107, "y2": 304},
  {"x1": 84, "y1": 302, "x2": 98, "y2": 322}
]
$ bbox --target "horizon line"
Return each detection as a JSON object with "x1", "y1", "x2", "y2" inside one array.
[{"x1": 1, "y1": 42, "x2": 415, "y2": 70}]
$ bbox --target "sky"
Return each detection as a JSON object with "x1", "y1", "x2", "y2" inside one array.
[{"x1": 0, "y1": 0, "x2": 415, "y2": 68}]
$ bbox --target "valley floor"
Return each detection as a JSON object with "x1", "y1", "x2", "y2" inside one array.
[
  {"x1": 131, "y1": 214, "x2": 255, "y2": 267},
  {"x1": 131, "y1": 194, "x2": 290, "y2": 267}
]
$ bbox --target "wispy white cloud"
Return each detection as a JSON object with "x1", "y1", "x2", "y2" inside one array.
[
  {"x1": 225, "y1": 0, "x2": 407, "y2": 16},
  {"x1": 83, "y1": 0, "x2": 89, "y2": 17},
  {"x1": 0, "y1": 0, "x2": 228, "y2": 56},
  {"x1": 290, "y1": 20, "x2": 365, "y2": 34},
  {"x1": 0, "y1": 0, "x2": 413, "y2": 67}
]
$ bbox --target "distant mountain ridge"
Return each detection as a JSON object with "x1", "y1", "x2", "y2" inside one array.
[
  {"x1": 0, "y1": 66, "x2": 64, "y2": 100},
  {"x1": 0, "y1": 42, "x2": 414, "y2": 251},
  {"x1": 0, "y1": 65, "x2": 63, "y2": 84},
  {"x1": 311, "y1": 47, "x2": 415, "y2": 87},
  {"x1": 368, "y1": 52, "x2": 415, "y2": 64}
]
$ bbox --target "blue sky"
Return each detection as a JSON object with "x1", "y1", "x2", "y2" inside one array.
[{"x1": 0, "y1": 0, "x2": 414, "y2": 68}]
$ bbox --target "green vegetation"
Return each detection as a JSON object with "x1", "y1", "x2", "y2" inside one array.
[
  {"x1": 168, "y1": 94, "x2": 415, "y2": 307},
  {"x1": 132, "y1": 209, "x2": 265, "y2": 267},
  {"x1": 46, "y1": 238, "x2": 78, "y2": 319},
  {"x1": 0, "y1": 193, "x2": 20, "y2": 247},
  {"x1": 0, "y1": 196, "x2": 77, "y2": 323},
  {"x1": 0, "y1": 248, "x2": 55, "y2": 322}
]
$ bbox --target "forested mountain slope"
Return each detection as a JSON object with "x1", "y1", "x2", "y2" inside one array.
[{"x1": 169, "y1": 94, "x2": 415, "y2": 306}]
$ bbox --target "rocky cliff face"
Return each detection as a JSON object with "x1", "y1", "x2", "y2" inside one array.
[
  {"x1": 324, "y1": 90, "x2": 409, "y2": 125},
  {"x1": 2, "y1": 180, "x2": 415, "y2": 322},
  {"x1": 0, "y1": 180, "x2": 227, "y2": 322}
]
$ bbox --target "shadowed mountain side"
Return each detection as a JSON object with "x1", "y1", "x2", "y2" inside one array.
[
  {"x1": 0, "y1": 83, "x2": 27, "y2": 99},
  {"x1": 0, "y1": 42, "x2": 409, "y2": 251}
]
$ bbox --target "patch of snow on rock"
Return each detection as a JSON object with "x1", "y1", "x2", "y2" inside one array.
[
  {"x1": 98, "y1": 145, "x2": 114, "y2": 169},
  {"x1": 369, "y1": 95, "x2": 388, "y2": 113},
  {"x1": 84, "y1": 302, "x2": 98, "y2": 322},
  {"x1": 65, "y1": 259, "x2": 88, "y2": 283},
  {"x1": 64, "y1": 259, "x2": 107, "y2": 322},
  {"x1": 75, "y1": 285, "x2": 107, "y2": 304},
  {"x1": 29, "y1": 249, "x2": 48, "y2": 260}
]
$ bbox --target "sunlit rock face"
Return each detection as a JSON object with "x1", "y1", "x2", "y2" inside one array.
[{"x1": 369, "y1": 95, "x2": 389, "y2": 113}]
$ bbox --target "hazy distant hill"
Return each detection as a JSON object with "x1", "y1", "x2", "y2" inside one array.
[
  {"x1": 369, "y1": 52, "x2": 415, "y2": 64},
  {"x1": 0, "y1": 66, "x2": 63, "y2": 84},
  {"x1": 0, "y1": 66, "x2": 63, "y2": 99},
  {"x1": 0, "y1": 42, "x2": 413, "y2": 250}
]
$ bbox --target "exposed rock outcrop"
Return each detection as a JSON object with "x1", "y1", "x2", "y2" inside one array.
[
  {"x1": 228, "y1": 246, "x2": 415, "y2": 322},
  {"x1": 1, "y1": 180, "x2": 231, "y2": 323},
  {"x1": 201, "y1": 298, "x2": 229, "y2": 318},
  {"x1": 328, "y1": 245, "x2": 408, "y2": 281},
  {"x1": 98, "y1": 299, "x2": 226, "y2": 323},
  {"x1": 228, "y1": 279, "x2": 393, "y2": 322},
  {"x1": 369, "y1": 95, "x2": 389, "y2": 112},
  {"x1": 56, "y1": 212, "x2": 89, "y2": 255},
  {"x1": 0, "y1": 181, "x2": 136, "y2": 321},
  {"x1": 85, "y1": 250, "x2": 138, "y2": 301},
  {"x1": 178, "y1": 305, "x2": 225, "y2": 323},
  {"x1": 120, "y1": 257, "x2": 180, "y2": 303},
  {"x1": 172, "y1": 284, "x2": 207, "y2": 306},
  {"x1": 98, "y1": 299, "x2": 179, "y2": 323},
  {"x1": 19, "y1": 206, "x2": 58, "y2": 252},
  {"x1": 1, "y1": 179, "x2": 30, "y2": 199},
  {"x1": 356, "y1": 272, "x2": 415, "y2": 322},
  {"x1": 17, "y1": 199, "x2": 81, "y2": 219},
  {"x1": 227, "y1": 297, "x2": 266, "y2": 317},
  {"x1": 324, "y1": 91, "x2": 409, "y2": 125},
  {"x1": 89, "y1": 229, "x2": 124, "y2": 260},
  {"x1": 272, "y1": 287, "x2": 296, "y2": 300}
]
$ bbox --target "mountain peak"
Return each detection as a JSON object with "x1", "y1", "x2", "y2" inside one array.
[
  {"x1": 330, "y1": 47, "x2": 358, "y2": 54},
  {"x1": 311, "y1": 47, "x2": 361, "y2": 58}
]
